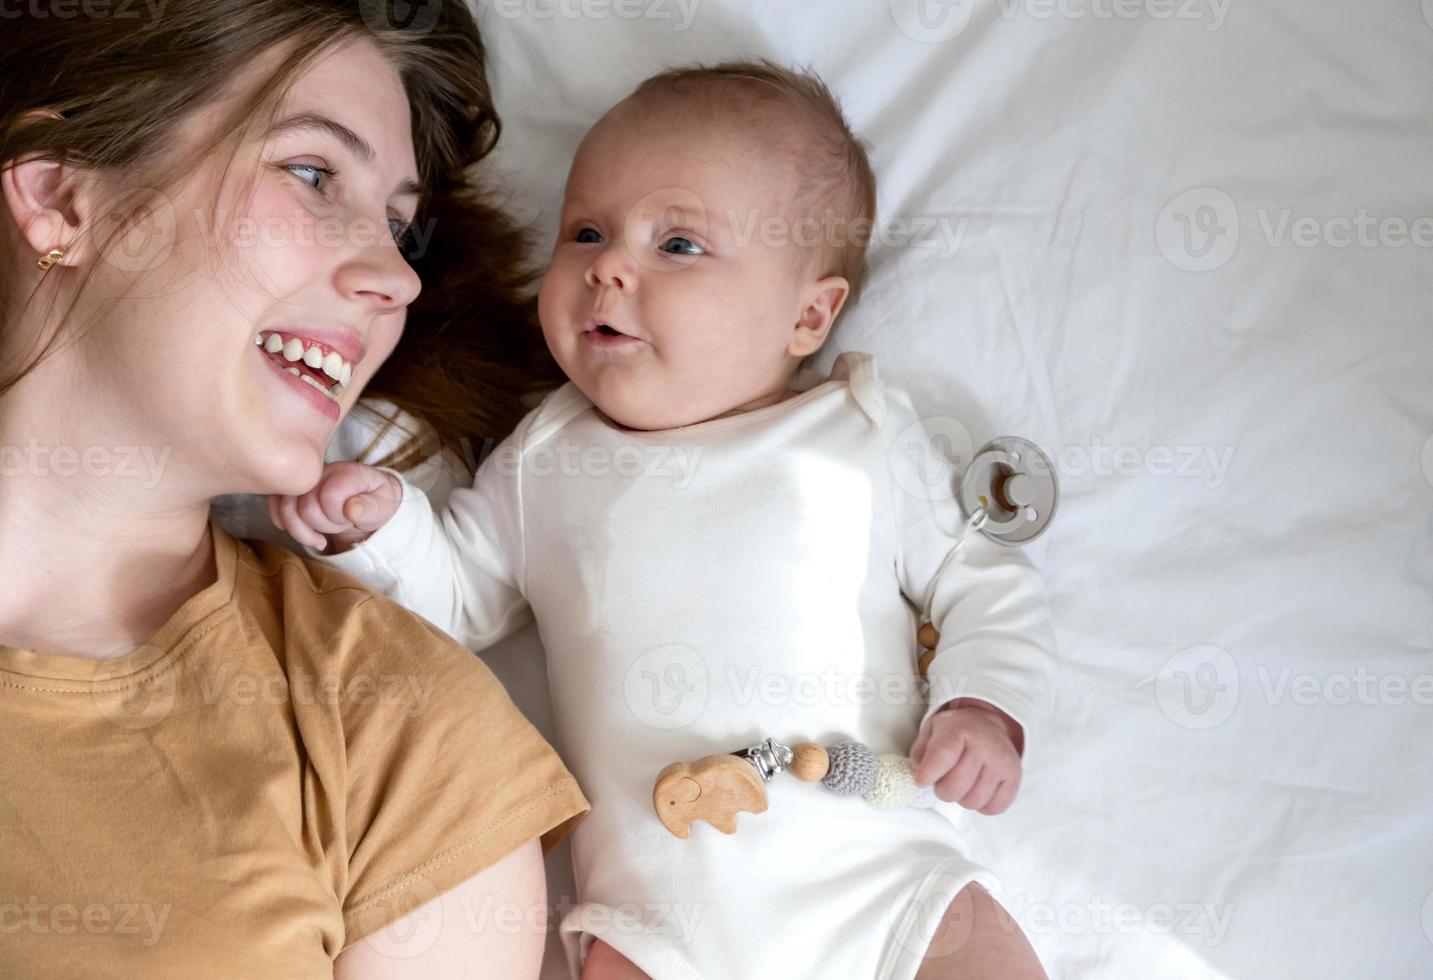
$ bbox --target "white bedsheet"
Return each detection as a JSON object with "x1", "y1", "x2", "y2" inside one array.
[{"x1": 223, "y1": 3, "x2": 1433, "y2": 977}]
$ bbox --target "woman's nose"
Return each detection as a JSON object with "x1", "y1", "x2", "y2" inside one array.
[
  {"x1": 584, "y1": 244, "x2": 637, "y2": 292},
  {"x1": 335, "y1": 241, "x2": 422, "y2": 313}
]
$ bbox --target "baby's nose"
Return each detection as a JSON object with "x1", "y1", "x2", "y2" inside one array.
[{"x1": 585, "y1": 245, "x2": 637, "y2": 292}]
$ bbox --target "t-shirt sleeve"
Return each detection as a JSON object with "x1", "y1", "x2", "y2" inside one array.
[
  {"x1": 882, "y1": 386, "x2": 1059, "y2": 757},
  {"x1": 328, "y1": 593, "x2": 589, "y2": 949}
]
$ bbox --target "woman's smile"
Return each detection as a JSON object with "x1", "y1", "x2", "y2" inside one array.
[{"x1": 254, "y1": 330, "x2": 347, "y2": 421}]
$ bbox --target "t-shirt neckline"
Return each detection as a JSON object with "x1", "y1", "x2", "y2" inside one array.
[{"x1": 0, "y1": 515, "x2": 239, "y2": 684}]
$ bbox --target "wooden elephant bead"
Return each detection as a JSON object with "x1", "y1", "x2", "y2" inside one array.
[{"x1": 653, "y1": 754, "x2": 768, "y2": 839}]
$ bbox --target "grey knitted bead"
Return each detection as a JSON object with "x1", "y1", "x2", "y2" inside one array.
[{"x1": 822, "y1": 741, "x2": 878, "y2": 796}]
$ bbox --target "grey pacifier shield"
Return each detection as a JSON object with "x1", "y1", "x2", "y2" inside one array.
[{"x1": 959, "y1": 437, "x2": 1059, "y2": 545}]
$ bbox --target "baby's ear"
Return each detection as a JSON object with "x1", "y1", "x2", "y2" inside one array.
[{"x1": 788, "y1": 275, "x2": 850, "y2": 357}]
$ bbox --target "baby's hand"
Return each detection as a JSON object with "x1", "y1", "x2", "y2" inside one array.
[
  {"x1": 268, "y1": 461, "x2": 403, "y2": 554},
  {"x1": 910, "y1": 699, "x2": 1024, "y2": 815}
]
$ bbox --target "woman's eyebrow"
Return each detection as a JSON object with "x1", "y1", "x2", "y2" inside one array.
[{"x1": 268, "y1": 111, "x2": 423, "y2": 199}]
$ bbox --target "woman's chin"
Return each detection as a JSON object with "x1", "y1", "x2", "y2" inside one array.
[{"x1": 250, "y1": 443, "x2": 326, "y2": 497}]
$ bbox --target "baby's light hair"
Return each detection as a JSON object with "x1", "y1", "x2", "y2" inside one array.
[{"x1": 623, "y1": 59, "x2": 879, "y2": 310}]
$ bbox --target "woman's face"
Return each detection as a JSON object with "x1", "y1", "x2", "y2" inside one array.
[{"x1": 57, "y1": 37, "x2": 422, "y2": 498}]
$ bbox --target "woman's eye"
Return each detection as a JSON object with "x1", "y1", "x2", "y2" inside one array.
[
  {"x1": 286, "y1": 163, "x2": 336, "y2": 195},
  {"x1": 575, "y1": 228, "x2": 602, "y2": 244},
  {"x1": 389, "y1": 218, "x2": 413, "y2": 247},
  {"x1": 660, "y1": 236, "x2": 703, "y2": 256}
]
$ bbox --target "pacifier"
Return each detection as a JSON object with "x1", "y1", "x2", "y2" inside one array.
[{"x1": 959, "y1": 436, "x2": 1058, "y2": 545}]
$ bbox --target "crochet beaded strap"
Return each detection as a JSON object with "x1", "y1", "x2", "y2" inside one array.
[{"x1": 653, "y1": 735, "x2": 940, "y2": 839}]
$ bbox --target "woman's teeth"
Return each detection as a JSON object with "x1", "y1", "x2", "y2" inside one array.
[{"x1": 253, "y1": 331, "x2": 353, "y2": 399}]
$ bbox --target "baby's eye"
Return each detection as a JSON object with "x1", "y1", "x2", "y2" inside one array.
[
  {"x1": 575, "y1": 228, "x2": 602, "y2": 244},
  {"x1": 660, "y1": 236, "x2": 703, "y2": 256}
]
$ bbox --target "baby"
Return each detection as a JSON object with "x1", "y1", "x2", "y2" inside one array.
[{"x1": 273, "y1": 62, "x2": 1056, "y2": 980}]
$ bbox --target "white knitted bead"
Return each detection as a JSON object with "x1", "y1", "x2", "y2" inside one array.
[{"x1": 864, "y1": 754, "x2": 922, "y2": 809}]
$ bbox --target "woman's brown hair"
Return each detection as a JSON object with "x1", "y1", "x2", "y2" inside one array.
[{"x1": 0, "y1": 0, "x2": 561, "y2": 474}]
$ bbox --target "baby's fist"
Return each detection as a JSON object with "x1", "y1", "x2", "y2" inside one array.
[
  {"x1": 910, "y1": 699, "x2": 1024, "y2": 815},
  {"x1": 268, "y1": 461, "x2": 403, "y2": 554}
]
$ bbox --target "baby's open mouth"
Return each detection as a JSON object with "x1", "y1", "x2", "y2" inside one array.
[{"x1": 582, "y1": 319, "x2": 643, "y2": 346}]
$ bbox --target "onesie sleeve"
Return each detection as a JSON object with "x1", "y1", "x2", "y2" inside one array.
[
  {"x1": 884, "y1": 388, "x2": 1058, "y2": 757},
  {"x1": 329, "y1": 595, "x2": 589, "y2": 949},
  {"x1": 314, "y1": 425, "x2": 532, "y2": 653}
]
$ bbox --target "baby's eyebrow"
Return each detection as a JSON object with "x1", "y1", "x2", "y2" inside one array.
[{"x1": 564, "y1": 198, "x2": 718, "y2": 232}]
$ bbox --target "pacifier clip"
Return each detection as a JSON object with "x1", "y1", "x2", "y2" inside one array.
[{"x1": 653, "y1": 735, "x2": 943, "y2": 839}]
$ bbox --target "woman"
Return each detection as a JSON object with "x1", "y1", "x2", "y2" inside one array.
[{"x1": 0, "y1": 2, "x2": 588, "y2": 977}]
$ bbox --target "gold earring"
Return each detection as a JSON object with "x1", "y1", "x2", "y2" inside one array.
[{"x1": 36, "y1": 246, "x2": 68, "y2": 271}]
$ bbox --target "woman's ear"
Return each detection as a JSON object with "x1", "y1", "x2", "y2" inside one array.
[
  {"x1": 1, "y1": 110, "x2": 98, "y2": 270},
  {"x1": 787, "y1": 275, "x2": 850, "y2": 358}
]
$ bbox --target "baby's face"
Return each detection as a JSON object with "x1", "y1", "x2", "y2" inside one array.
[{"x1": 538, "y1": 112, "x2": 837, "y2": 430}]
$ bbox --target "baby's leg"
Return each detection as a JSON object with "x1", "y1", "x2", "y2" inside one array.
[
  {"x1": 580, "y1": 938, "x2": 652, "y2": 980},
  {"x1": 915, "y1": 883, "x2": 1046, "y2": 980}
]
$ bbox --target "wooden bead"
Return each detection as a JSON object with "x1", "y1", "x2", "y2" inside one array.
[
  {"x1": 917, "y1": 646, "x2": 937, "y2": 680},
  {"x1": 654, "y1": 754, "x2": 768, "y2": 839},
  {"x1": 788, "y1": 743, "x2": 829, "y2": 782},
  {"x1": 917, "y1": 622, "x2": 940, "y2": 650}
]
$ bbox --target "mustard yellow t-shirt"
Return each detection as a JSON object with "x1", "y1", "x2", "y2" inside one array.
[{"x1": 0, "y1": 517, "x2": 589, "y2": 978}]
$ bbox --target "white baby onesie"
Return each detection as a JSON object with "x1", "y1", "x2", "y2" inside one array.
[{"x1": 315, "y1": 351, "x2": 1058, "y2": 980}]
